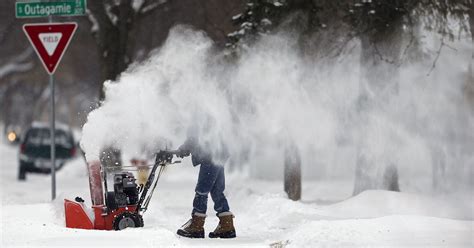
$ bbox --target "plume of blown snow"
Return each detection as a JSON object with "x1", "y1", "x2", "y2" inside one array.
[{"x1": 81, "y1": 25, "x2": 473, "y2": 193}]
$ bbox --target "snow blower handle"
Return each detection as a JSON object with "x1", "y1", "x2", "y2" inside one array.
[
  {"x1": 155, "y1": 150, "x2": 180, "y2": 165},
  {"x1": 137, "y1": 150, "x2": 181, "y2": 214}
]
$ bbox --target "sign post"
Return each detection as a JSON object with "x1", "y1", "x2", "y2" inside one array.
[
  {"x1": 23, "y1": 22, "x2": 77, "y2": 200},
  {"x1": 48, "y1": 14, "x2": 55, "y2": 202}
]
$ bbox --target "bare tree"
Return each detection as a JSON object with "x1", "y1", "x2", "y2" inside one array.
[{"x1": 87, "y1": 0, "x2": 169, "y2": 100}]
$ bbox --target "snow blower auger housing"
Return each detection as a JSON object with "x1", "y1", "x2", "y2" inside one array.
[{"x1": 65, "y1": 150, "x2": 180, "y2": 230}]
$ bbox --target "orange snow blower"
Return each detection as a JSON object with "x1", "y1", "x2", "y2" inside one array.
[{"x1": 64, "y1": 150, "x2": 180, "y2": 230}]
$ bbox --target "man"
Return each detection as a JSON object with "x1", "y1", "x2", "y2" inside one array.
[{"x1": 176, "y1": 136, "x2": 236, "y2": 239}]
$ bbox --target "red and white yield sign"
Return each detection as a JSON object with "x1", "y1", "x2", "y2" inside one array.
[{"x1": 23, "y1": 22, "x2": 77, "y2": 74}]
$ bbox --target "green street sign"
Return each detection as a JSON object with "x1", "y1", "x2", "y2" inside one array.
[{"x1": 16, "y1": 0, "x2": 87, "y2": 18}]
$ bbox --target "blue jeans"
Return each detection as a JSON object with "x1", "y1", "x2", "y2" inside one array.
[{"x1": 192, "y1": 162, "x2": 230, "y2": 215}]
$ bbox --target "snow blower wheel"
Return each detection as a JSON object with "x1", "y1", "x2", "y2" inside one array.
[{"x1": 113, "y1": 212, "x2": 144, "y2": 230}]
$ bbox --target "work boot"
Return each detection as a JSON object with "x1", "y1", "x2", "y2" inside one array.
[
  {"x1": 176, "y1": 213, "x2": 206, "y2": 238},
  {"x1": 209, "y1": 212, "x2": 236, "y2": 238}
]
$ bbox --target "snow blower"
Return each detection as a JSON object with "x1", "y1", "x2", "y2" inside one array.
[{"x1": 64, "y1": 150, "x2": 180, "y2": 230}]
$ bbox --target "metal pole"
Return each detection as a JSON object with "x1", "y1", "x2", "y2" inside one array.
[
  {"x1": 49, "y1": 13, "x2": 56, "y2": 201},
  {"x1": 50, "y1": 74, "x2": 56, "y2": 200}
]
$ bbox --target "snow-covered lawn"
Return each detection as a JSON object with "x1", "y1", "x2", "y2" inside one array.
[{"x1": 1, "y1": 141, "x2": 472, "y2": 247}]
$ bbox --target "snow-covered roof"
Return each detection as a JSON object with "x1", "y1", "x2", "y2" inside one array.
[{"x1": 30, "y1": 121, "x2": 71, "y2": 132}]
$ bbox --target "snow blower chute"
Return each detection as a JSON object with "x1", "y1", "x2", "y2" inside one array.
[{"x1": 64, "y1": 150, "x2": 180, "y2": 230}]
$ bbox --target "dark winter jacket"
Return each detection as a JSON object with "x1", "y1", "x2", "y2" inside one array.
[{"x1": 178, "y1": 135, "x2": 229, "y2": 166}]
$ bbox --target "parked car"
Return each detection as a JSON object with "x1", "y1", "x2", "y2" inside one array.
[{"x1": 18, "y1": 122, "x2": 76, "y2": 180}]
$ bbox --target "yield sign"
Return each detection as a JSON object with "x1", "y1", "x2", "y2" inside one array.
[{"x1": 23, "y1": 22, "x2": 77, "y2": 74}]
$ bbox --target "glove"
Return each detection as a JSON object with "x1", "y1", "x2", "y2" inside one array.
[
  {"x1": 156, "y1": 150, "x2": 173, "y2": 164},
  {"x1": 176, "y1": 148, "x2": 190, "y2": 158}
]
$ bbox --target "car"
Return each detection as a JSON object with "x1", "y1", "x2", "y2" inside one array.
[{"x1": 18, "y1": 122, "x2": 77, "y2": 180}]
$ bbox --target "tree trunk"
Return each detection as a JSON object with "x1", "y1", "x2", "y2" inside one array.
[
  {"x1": 430, "y1": 144, "x2": 446, "y2": 190},
  {"x1": 353, "y1": 24, "x2": 402, "y2": 196},
  {"x1": 284, "y1": 142, "x2": 301, "y2": 201},
  {"x1": 468, "y1": 3, "x2": 474, "y2": 92},
  {"x1": 88, "y1": 1, "x2": 135, "y2": 100},
  {"x1": 467, "y1": 7, "x2": 474, "y2": 106},
  {"x1": 99, "y1": 9, "x2": 134, "y2": 99},
  {"x1": 469, "y1": 5, "x2": 474, "y2": 73}
]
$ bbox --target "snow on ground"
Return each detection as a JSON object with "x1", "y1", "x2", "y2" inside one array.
[{"x1": 1, "y1": 140, "x2": 472, "y2": 247}]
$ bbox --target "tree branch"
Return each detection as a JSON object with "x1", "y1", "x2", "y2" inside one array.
[
  {"x1": 427, "y1": 37, "x2": 445, "y2": 76},
  {"x1": 140, "y1": 0, "x2": 168, "y2": 15},
  {"x1": 427, "y1": 36, "x2": 458, "y2": 76},
  {"x1": 87, "y1": 1, "x2": 114, "y2": 37},
  {"x1": 0, "y1": 47, "x2": 34, "y2": 80},
  {"x1": 0, "y1": 18, "x2": 15, "y2": 45}
]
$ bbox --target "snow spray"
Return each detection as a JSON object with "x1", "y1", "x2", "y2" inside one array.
[{"x1": 81, "y1": 25, "x2": 473, "y2": 193}]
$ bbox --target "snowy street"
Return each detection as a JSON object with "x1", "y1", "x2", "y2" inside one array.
[{"x1": 1, "y1": 140, "x2": 472, "y2": 247}]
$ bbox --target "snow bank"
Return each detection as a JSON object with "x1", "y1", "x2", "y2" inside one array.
[
  {"x1": 319, "y1": 190, "x2": 473, "y2": 220},
  {"x1": 284, "y1": 215, "x2": 472, "y2": 247},
  {"x1": 227, "y1": 178, "x2": 473, "y2": 246},
  {"x1": 2, "y1": 204, "x2": 179, "y2": 247},
  {"x1": 2, "y1": 181, "x2": 472, "y2": 247}
]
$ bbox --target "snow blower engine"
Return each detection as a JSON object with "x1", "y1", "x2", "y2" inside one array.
[{"x1": 64, "y1": 150, "x2": 180, "y2": 230}]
